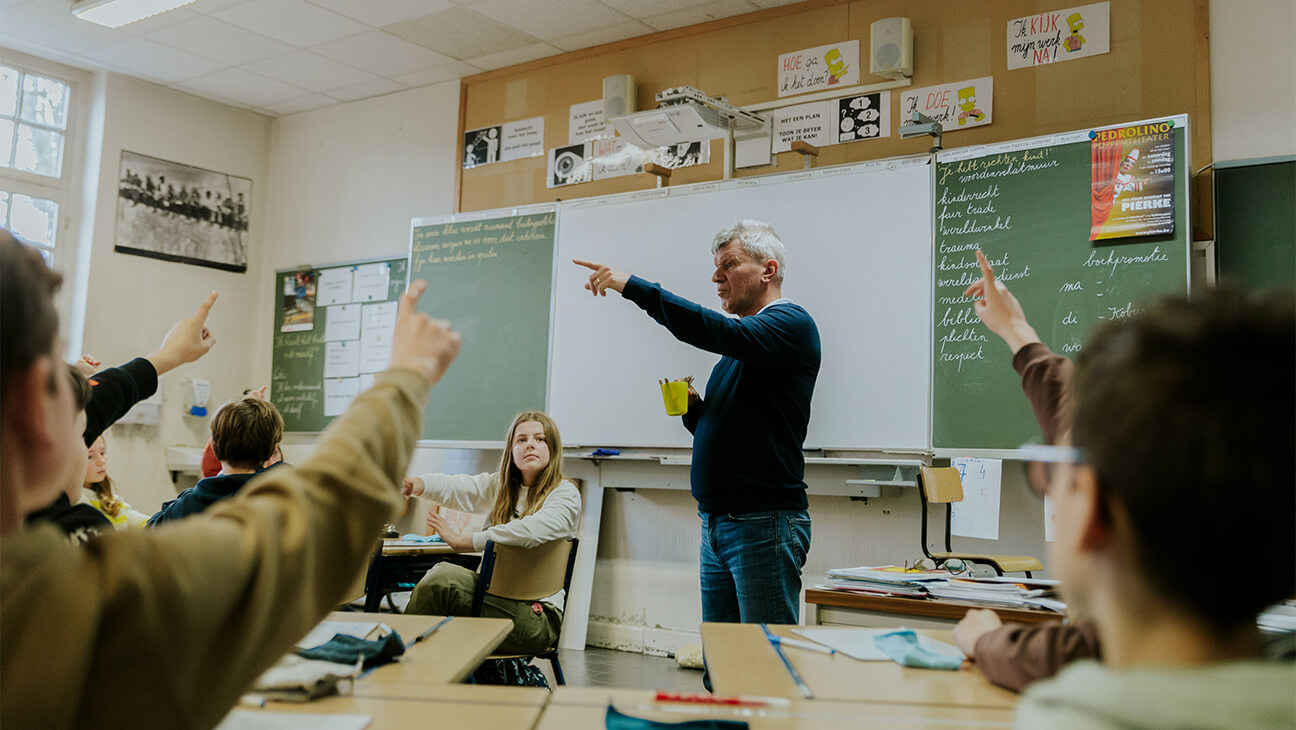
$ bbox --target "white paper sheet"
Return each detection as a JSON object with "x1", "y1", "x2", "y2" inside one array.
[
  {"x1": 1044, "y1": 493, "x2": 1057, "y2": 542},
  {"x1": 350, "y1": 263, "x2": 389, "y2": 303},
  {"x1": 316, "y1": 269, "x2": 354, "y2": 307},
  {"x1": 323, "y1": 377, "x2": 359, "y2": 417},
  {"x1": 215, "y1": 711, "x2": 370, "y2": 730},
  {"x1": 359, "y1": 329, "x2": 391, "y2": 374},
  {"x1": 792, "y1": 628, "x2": 965, "y2": 662},
  {"x1": 362, "y1": 301, "x2": 397, "y2": 332},
  {"x1": 323, "y1": 341, "x2": 360, "y2": 379},
  {"x1": 950, "y1": 457, "x2": 1003, "y2": 540},
  {"x1": 323, "y1": 304, "x2": 361, "y2": 342}
]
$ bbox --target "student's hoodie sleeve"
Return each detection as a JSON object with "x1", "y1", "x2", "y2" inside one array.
[
  {"x1": 83, "y1": 357, "x2": 159, "y2": 446},
  {"x1": 0, "y1": 368, "x2": 430, "y2": 730},
  {"x1": 1012, "y1": 342, "x2": 1074, "y2": 445},
  {"x1": 973, "y1": 620, "x2": 1102, "y2": 692},
  {"x1": 620, "y1": 276, "x2": 815, "y2": 365},
  {"x1": 472, "y1": 480, "x2": 581, "y2": 550},
  {"x1": 414, "y1": 471, "x2": 499, "y2": 513}
]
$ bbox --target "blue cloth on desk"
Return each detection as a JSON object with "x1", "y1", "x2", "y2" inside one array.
[
  {"x1": 296, "y1": 631, "x2": 405, "y2": 669},
  {"x1": 872, "y1": 629, "x2": 963, "y2": 670},
  {"x1": 605, "y1": 705, "x2": 748, "y2": 729},
  {"x1": 399, "y1": 533, "x2": 444, "y2": 543}
]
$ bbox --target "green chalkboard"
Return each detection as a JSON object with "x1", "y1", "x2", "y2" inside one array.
[
  {"x1": 1214, "y1": 157, "x2": 1296, "y2": 292},
  {"x1": 271, "y1": 257, "x2": 408, "y2": 432},
  {"x1": 932, "y1": 120, "x2": 1190, "y2": 451},
  {"x1": 408, "y1": 206, "x2": 557, "y2": 442}
]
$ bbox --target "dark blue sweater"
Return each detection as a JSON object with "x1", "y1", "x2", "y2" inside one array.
[
  {"x1": 147, "y1": 463, "x2": 283, "y2": 527},
  {"x1": 622, "y1": 276, "x2": 821, "y2": 514}
]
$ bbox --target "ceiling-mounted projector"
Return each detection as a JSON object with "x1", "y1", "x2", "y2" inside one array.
[{"x1": 609, "y1": 85, "x2": 766, "y2": 149}]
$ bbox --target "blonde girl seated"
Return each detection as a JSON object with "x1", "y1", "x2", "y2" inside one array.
[
  {"x1": 401, "y1": 411, "x2": 580, "y2": 655},
  {"x1": 83, "y1": 436, "x2": 150, "y2": 528}
]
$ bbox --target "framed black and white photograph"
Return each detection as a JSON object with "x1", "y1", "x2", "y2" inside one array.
[{"x1": 115, "y1": 151, "x2": 251, "y2": 273}]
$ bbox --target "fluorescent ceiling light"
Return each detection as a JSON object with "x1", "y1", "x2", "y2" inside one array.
[{"x1": 72, "y1": 0, "x2": 200, "y2": 28}]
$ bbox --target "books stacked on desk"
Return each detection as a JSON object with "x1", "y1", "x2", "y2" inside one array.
[
  {"x1": 817, "y1": 566, "x2": 1068, "y2": 613},
  {"x1": 927, "y1": 578, "x2": 1065, "y2": 613}
]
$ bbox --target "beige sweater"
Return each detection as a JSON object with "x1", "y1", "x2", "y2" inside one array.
[{"x1": 1, "y1": 369, "x2": 430, "y2": 730}]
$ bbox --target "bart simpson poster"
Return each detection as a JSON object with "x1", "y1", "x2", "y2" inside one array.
[
  {"x1": 1089, "y1": 120, "x2": 1175, "y2": 241},
  {"x1": 900, "y1": 77, "x2": 992, "y2": 133},
  {"x1": 778, "y1": 41, "x2": 860, "y2": 97},
  {"x1": 1007, "y1": 2, "x2": 1110, "y2": 70}
]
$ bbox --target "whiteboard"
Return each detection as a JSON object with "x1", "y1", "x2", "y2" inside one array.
[{"x1": 550, "y1": 158, "x2": 933, "y2": 449}]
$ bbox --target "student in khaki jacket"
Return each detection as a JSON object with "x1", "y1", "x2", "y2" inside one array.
[{"x1": 0, "y1": 231, "x2": 461, "y2": 729}]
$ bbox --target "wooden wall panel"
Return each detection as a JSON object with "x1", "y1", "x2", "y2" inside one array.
[{"x1": 459, "y1": 0, "x2": 1210, "y2": 212}]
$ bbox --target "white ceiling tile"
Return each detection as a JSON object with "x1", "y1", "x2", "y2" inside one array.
[
  {"x1": 187, "y1": 0, "x2": 255, "y2": 13},
  {"x1": 310, "y1": 30, "x2": 453, "y2": 76},
  {"x1": 83, "y1": 37, "x2": 224, "y2": 83},
  {"x1": 642, "y1": 0, "x2": 758, "y2": 31},
  {"x1": 262, "y1": 92, "x2": 334, "y2": 115},
  {"x1": 599, "y1": 0, "x2": 715, "y2": 18},
  {"x1": 471, "y1": 0, "x2": 630, "y2": 41},
  {"x1": 244, "y1": 49, "x2": 374, "y2": 91},
  {"x1": 393, "y1": 61, "x2": 480, "y2": 87},
  {"x1": 214, "y1": 0, "x2": 367, "y2": 47},
  {"x1": 748, "y1": 0, "x2": 803, "y2": 7},
  {"x1": 117, "y1": 7, "x2": 202, "y2": 34},
  {"x1": 550, "y1": 19, "x2": 654, "y2": 52},
  {"x1": 0, "y1": 3, "x2": 125, "y2": 55},
  {"x1": 305, "y1": 0, "x2": 454, "y2": 27},
  {"x1": 324, "y1": 77, "x2": 404, "y2": 102},
  {"x1": 147, "y1": 15, "x2": 294, "y2": 64},
  {"x1": 179, "y1": 66, "x2": 306, "y2": 106},
  {"x1": 382, "y1": 7, "x2": 538, "y2": 60},
  {"x1": 466, "y1": 41, "x2": 560, "y2": 71}
]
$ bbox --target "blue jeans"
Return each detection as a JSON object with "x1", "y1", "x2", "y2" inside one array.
[{"x1": 698, "y1": 510, "x2": 811, "y2": 625}]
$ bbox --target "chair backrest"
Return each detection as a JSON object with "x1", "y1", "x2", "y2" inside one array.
[
  {"x1": 480, "y1": 538, "x2": 579, "y2": 602},
  {"x1": 919, "y1": 466, "x2": 964, "y2": 504}
]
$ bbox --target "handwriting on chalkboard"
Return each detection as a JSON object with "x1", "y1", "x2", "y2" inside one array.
[
  {"x1": 412, "y1": 213, "x2": 556, "y2": 269},
  {"x1": 272, "y1": 382, "x2": 322, "y2": 417},
  {"x1": 937, "y1": 149, "x2": 1057, "y2": 186}
]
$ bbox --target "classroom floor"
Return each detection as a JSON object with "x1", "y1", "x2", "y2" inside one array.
[{"x1": 545, "y1": 648, "x2": 703, "y2": 692}]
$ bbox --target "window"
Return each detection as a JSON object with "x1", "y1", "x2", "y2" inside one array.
[
  {"x1": 0, "y1": 189, "x2": 59, "y2": 263},
  {"x1": 0, "y1": 65, "x2": 69, "y2": 179}
]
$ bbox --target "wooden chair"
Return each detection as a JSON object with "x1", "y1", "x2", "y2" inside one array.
[
  {"x1": 469, "y1": 538, "x2": 579, "y2": 685},
  {"x1": 917, "y1": 466, "x2": 1042, "y2": 577}
]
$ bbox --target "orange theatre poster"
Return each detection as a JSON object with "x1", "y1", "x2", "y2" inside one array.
[{"x1": 1089, "y1": 120, "x2": 1175, "y2": 241}]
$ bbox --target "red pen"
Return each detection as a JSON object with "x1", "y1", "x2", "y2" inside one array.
[{"x1": 654, "y1": 691, "x2": 790, "y2": 707}]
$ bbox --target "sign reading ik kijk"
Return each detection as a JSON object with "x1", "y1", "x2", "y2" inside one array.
[{"x1": 1007, "y1": 2, "x2": 1110, "y2": 70}]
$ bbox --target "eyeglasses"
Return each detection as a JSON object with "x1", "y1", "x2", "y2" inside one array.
[{"x1": 1019, "y1": 444, "x2": 1086, "y2": 496}]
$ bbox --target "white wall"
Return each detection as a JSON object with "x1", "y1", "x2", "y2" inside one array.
[
  {"x1": 81, "y1": 72, "x2": 271, "y2": 514},
  {"x1": 1210, "y1": 0, "x2": 1296, "y2": 161}
]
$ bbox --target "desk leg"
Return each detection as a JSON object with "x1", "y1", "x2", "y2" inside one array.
[
  {"x1": 362, "y1": 548, "x2": 385, "y2": 613},
  {"x1": 804, "y1": 601, "x2": 820, "y2": 626}
]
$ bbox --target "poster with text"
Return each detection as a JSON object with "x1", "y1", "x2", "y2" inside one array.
[
  {"x1": 1007, "y1": 2, "x2": 1110, "y2": 70},
  {"x1": 836, "y1": 91, "x2": 890, "y2": 143},
  {"x1": 772, "y1": 100, "x2": 832, "y2": 153},
  {"x1": 569, "y1": 100, "x2": 612, "y2": 145},
  {"x1": 280, "y1": 272, "x2": 316, "y2": 333},
  {"x1": 1089, "y1": 119, "x2": 1175, "y2": 241},
  {"x1": 463, "y1": 125, "x2": 501, "y2": 168},
  {"x1": 901, "y1": 77, "x2": 992, "y2": 132},
  {"x1": 500, "y1": 116, "x2": 545, "y2": 162},
  {"x1": 778, "y1": 40, "x2": 860, "y2": 97}
]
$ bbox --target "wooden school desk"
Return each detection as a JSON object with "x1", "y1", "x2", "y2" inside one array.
[
  {"x1": 247, "y1": 689, "x2": 545, "y2": 729},
  {"x1": 805, "y1": 589, "x2": 1064, "y2": 629},
  {"x1": 536, "y1": 688, "x2": 1014, "y2": 729},
  {"x1": 361, "y1": 538, "x2": 481, "y2": 612},
  {"x1": 700, "y1": 623, "x2": 1018, "y2": 710},
  {"x1": 312, "y1": 612, "x2": 511, "y2": 693}
]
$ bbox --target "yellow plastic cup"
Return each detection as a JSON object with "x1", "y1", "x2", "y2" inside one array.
[{"x1": 661, "y1": 381, "x2": 689, "y2": 416}]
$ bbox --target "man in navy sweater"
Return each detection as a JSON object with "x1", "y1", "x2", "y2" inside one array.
[{"x1": 576, "y1": 219, "x2": 820, "y2": 626}]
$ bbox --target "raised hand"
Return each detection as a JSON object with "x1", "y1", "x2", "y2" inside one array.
[
  {"x1": 148, "y1": 290, "x2": 218, "y2": 374},
  {"x1": 573, "y1": 258, "x2": 629, "y2": 297},
  {"x1": 401, "y1": 476, "x2": 425, "y2": 499},
  {"x1": 962, "y1": 249, "x2": 1039, "y2": 354},
  {"x1": 389, "y1": 280, "x2": 461, "y2": 386},
  {"x1": 73, "y1": 355, "x2": 101, "y2": 377}
]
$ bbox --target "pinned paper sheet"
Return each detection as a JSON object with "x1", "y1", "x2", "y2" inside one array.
[
  {"x1": 323, "y1": 341, "x2": 360, "y2": 379},
  {"x1": 362, "y1": 301, "x2": 396, "y2": 332},
  {"x1": 316, "y1": 268, "x2": 353, "y2": 307},
  {"x1": 950, "y1": 457, "x2": 1003, "y2": 540},
  {"x1": 323, "y1": 304, "x2": 361, "y2": 342},
  {"x1": 359, "y1": 373, "x2": 376, "y2": 391},
  {"x1": 351, "y1": 263, "x2": 389, "y2": 303},
  {"x1": 359, "y1": 330, "x2": 391, "y2": 374},
  {"x1": 323, "y1": 377, "x2": 359, "y2": 416}
]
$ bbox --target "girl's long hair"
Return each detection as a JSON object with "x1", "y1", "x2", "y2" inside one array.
[
  {"x1": 487, "y1": 411, "x2": 564, "y2": 528},
  {"x1": 86, "y1": 437, "x2": 124, "y2": 517}
]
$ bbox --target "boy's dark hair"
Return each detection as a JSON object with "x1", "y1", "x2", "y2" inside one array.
[
  {"x1": 1071, "y1": 287, "x2": 1295, "y2": 628},
  {"x1": 211, "y1": 397, "x2": 284, "y2": 469},
  {"x1": 0, "y1": 231, "x2": 62, "y2": 395},
  {"x1": 66, "y1": 365, "x2": 92, "y2": 410}
]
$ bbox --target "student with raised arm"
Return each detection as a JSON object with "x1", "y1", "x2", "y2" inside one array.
[
  {"x1": 950, "y1": 249, "x2": 1100, "y2": 691},
  {"x1": 401, "y1": 411, "x2": 580, "y2": 655},
  {"x1": 1, "y1": 231, "x2": 461, "y2": 729}
]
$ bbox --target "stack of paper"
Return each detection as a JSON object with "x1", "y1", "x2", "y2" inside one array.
[
  {"x1": 926, "y1": 578, "x2": 1064, "y2": 612},
  {"x1": 819, "y1": 566, "x2": 950, "y2": 598}
]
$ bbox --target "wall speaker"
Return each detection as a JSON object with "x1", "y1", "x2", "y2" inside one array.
[
  {"x1": 602, "y1": 74, "x2": 637, "y2": 119},
  {"x1": 870, "y1": 17, "x2": 913, "y2": 79}
]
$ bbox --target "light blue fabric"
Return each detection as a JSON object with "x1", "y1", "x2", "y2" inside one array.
[
  {"x1": 872, "y1": 629, "x2": 963, "y2": 670},
  {"x1": 399, "y1": 533, "x2": 444, "y2": 543}
]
